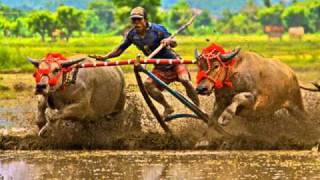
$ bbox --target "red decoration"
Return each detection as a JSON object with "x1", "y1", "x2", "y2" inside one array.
[
  {"x1": 196, "y1": 43, "x2": 237, "y2": 89},
  {"x1": 33, "y1": 53, "x2": 72, "y2": 88}
]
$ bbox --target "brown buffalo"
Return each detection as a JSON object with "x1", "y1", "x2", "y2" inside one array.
[
  {"x1": 264, "y1": 25, "x2": 285, "y2": 39},
  {"x1": 195, "y1": 44, "x2": 306, "y2": 129},
  {"x1": 27, "y1": 53, "x2": 126, "y2": 137}
]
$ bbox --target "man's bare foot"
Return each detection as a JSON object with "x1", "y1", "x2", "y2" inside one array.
[{"x1": 163, "y1": 106, "x2": 174, "y2": 119}]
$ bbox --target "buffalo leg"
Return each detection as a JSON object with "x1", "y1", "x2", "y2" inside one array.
[
  {"x1": 218, "y1": 92, "x2": 255, "y2": 125},
  {"x1": 52, "y1": 100, "x2": 90, "y2": 121},
  {"x1": 195, "y1": 97, "x2": 227, "y2": 148},
  {"x1": 38, "y1": 100, "x2": 90, "y2": 138},
  {"x1": 285, "y1": 101, "x2": 307, "y2": 121},
  {"x1": 36, "y1": 95, "x2": 47, "y2": 129}
]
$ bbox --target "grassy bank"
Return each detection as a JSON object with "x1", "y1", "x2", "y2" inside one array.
[{"x1": 0, "y1": 34, "x2": 320, "y2": 72}]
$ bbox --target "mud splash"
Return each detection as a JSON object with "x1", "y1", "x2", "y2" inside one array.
[{"x1": 0, "y1": 90, "x2": 319, "y2": 150}]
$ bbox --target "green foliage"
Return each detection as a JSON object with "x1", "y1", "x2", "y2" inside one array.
[
  {"x1": 258, "y1": 4, "x2": 284, "y2": 26},
  {"x1": 281, "y1": 3, "x2": 312, "y2": 32},
  {"x1": 56, "y1": 5, "x2": 85, "y2": 40},
  {"x1": 192, "y1": 9, "x2": 214, "y2": 35},
  {"x1": 85, "y1": 10, "x2": 105, "y2": 34},
  {"x1": 28, "y1": 10, "x2": 56, "y2": 42},
  {"x1": 1, "y1": 0, "x2": 320, "y2": 38},
  {"x1": 220, "y1": 13, "x2": 262, "y2": 34},
  {"x1": 165, "y1": 0, "x2": 192, "y2": 34},
  {"x1": 194, "y1": 10, "x2": 212, "y2": 27},
  {"x1": 113, "y1": 6, "x2": 131, "y2": 34},
  {"x1": 263, "y1": 0, "x2": 272, "y2": 7},
  {"x1": 216, "y1": 0, "x2": 261, "y2": 35},
  {"x1": 88, "y1": 1, "x2": 114, "y2": 31},
  {"x1": 112, "y1": 0, "x2": 161, "y2": 23},
  {"x1": 307, "y1": 0, "x2": 320, "y2": 32}
]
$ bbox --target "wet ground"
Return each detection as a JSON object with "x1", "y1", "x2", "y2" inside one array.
[
  {"x1": 0, "y1": 73, "x2": 319, "y2": 150},
  {"x1": 0, "y1": 150, "x2": 320, "y2": 179}
]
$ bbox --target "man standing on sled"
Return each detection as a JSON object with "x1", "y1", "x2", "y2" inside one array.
[{"x1": 94, "y1": 7, "x2": 199, "y2": 118}]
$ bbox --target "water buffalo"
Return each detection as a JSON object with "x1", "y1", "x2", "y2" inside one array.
[
  {"x1": 27, "y1": 53, "x2": 126, "y2": 137},
  {"x1": 195, "y1": 44, "x2": 306, "y2": 128},
  {"x1": 289, "y1": 26, "x2": 304, "y2": 40}
]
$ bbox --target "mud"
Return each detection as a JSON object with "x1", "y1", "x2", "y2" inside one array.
[{"x1": 0, "y1": 87, "x2": 319, "y2": 150}]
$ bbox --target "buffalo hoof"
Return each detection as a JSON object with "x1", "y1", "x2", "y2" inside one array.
[
  {"x1": 36, "y1": 119, "x2": 46, "y2": 130},
  {"x1": 194, "y1": 139, "x2": 210, "y2": 149},
  {"x1": 218, "y1": 115, "x2": 231, "y2": 126},
  {"x1": 38, "y1": 124, "x2": 52, "y2": 138}
]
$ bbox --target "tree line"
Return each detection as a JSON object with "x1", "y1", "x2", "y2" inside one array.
[{"x1": 0, "y1": 0, "x2": 319, "y2": 42}]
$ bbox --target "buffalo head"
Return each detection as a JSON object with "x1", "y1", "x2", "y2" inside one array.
[
  {"x1": 27, "y1": 55, "x2": 85, "y2": 95},
  {"x1": 195, "y1": 45, "x2": 241, "y2": 95}
]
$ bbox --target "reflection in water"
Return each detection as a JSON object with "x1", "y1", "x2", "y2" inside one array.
[
  {"x1": 0, "y1": 151, "x2": 320, "y2": 179},
  {"x1": 0, "y1": 119, "x2": 13, "y2": 127}
]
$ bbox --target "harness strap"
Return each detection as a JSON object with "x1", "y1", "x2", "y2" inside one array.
[{"x1": 196, "y1": 50, "x2": 237, "y2": 89}]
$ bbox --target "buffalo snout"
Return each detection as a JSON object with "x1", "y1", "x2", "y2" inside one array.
[
  {"x1": 196, "y1": 85, "x2": 208, "y2": 95},
  {"x1": 35, "y1": 84, "x2": 47, "y2": 94}
]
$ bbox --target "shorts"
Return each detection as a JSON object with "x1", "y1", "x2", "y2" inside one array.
[{"x1": 146, "y1": 64, "x2": 190, "y2": 91}]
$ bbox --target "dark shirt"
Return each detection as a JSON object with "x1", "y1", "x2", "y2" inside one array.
[{"x1": 119, "y1": 23, "x2": 178, "y2": 70}]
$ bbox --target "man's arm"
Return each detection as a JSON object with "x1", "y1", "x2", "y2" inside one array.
[
  {"x1": 104, "y1": 47, "x2": 124, "y2": 59},
  {"x1": 94, "y1": 31, "x2": 132, "y2": 61}
]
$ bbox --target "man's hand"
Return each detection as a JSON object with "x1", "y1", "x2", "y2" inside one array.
[
  {"x1": 161, "y1": 37, "x2": 175, "y2": 47},
  {"x1": 88, "y1": 55, "x2": 106, "y2": 61}
]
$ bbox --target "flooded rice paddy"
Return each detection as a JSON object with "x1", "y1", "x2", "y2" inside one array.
[{"x1": 0, "y1": 150, "x2": 320, "y2": 179}]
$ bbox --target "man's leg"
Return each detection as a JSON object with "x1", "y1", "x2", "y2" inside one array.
[
  {"x1": 144, "y1": 80, "x2": 174, "y2": 118},
  {"x1": 177, "y1": 65, "x2": 200, "y2": 106}
]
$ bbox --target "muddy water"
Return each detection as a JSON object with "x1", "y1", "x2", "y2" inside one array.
[{"x1": 0, "y1": 151, "x2": 319, "y2": 179}]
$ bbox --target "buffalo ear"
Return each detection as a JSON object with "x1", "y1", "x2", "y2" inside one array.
[
  {"x1": 61, "y1": 57, "x2": 86, "y2": 67},
  {"x1": 27, "y1": 57, "x2": 40, "y2": 67},
  {"x1": 219, "y1": 47, "x2": 241, "y2": 62}
]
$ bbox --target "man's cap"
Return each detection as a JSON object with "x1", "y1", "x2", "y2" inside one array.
[{"x1": 130, "y1": 7, "x2": 145, "y2": 19}]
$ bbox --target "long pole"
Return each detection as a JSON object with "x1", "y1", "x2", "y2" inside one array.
[
  {"x1": 146, "y1": 14, "x2": 198, "y2": 60},
  {"x1": 76, "y1": 59, "x2": 196, "y2": 69}
]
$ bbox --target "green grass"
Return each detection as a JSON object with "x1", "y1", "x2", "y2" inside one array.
[{"x1": 0, "y1": 34, "x2": 320, "y2": 72}]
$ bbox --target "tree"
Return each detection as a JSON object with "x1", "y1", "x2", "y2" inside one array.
[
  {"x1": 225, "y1": 13, "x2": 261, "y2": 34},
  {"x1": 166, "y1": 0, "x2": 193, "y2": 34},
  {"x1": 114, "y1": 6, "x2": 131, "y2": 34},
  {"x1": 0, "y1": 17, "x2": 13, "y2": 36},
  {"x1": 56, "y1": 5, "x2": 85, "y2": 41},
  {"x1": 192, "y1": 9, "x2": 214, "y2": 35},
  {"x1": 88, "y1": 1, "x2": 114, "y2": 31},
  {"x1": 85, "y1": 10, "x2": 104, "y2": 33},
  {"x1": 263, "y1": 0, "x2": 271, "y2": 7},
  {"x1": 281, "y1": 4, "x2": 313, "y2": 32},
  {"x1": 308, "y1": 0, "x2": 320, "y2": 32},
  {"x1": 111, "y1": 0, "x2": 161, "y2": 23},
  {"x1": 258, "y1": 4, "x2": 284, "y2": 26},
  {"x1": 28, "y1": 10, "x2": 56, "y2": 42},
  {"x1": 194, "y1": 9, "x2": 212, "y2": 27}
]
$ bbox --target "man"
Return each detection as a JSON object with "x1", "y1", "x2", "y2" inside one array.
[{"x1": 95, "y1": 7, "x2": 199, "y2": 118}]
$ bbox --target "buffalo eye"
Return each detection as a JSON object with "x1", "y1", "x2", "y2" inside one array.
[{"x1": 52, "y1": 68, "x2": 60, "y2": 75}]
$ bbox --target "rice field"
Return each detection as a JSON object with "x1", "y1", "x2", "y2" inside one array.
[{"x1": 0, "y1": 34, "x2": 320, "y2": 72}]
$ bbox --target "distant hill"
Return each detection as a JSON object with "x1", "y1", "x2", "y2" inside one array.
[
  {"x1": 162, "y1": 0, "x2": 290, "y2": 13},
  {"x1": 0, "y1": 0, "x2": 293, "y2": 14},
  {"x1": 0, "y1": 0, "x2": 91, "y2": 10}
]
